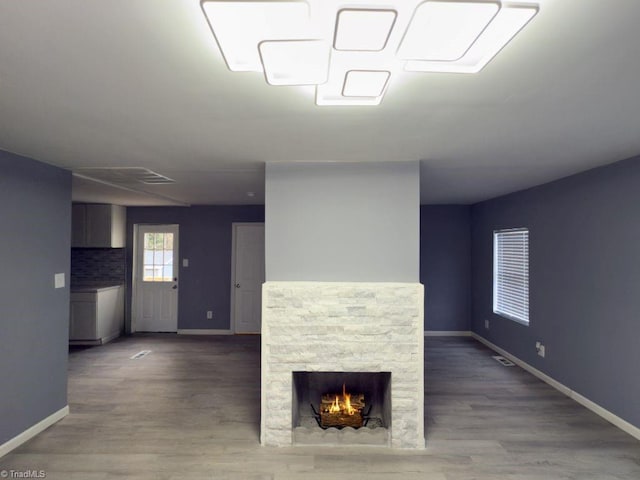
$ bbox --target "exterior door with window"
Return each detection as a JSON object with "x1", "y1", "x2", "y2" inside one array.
[{"x1": 133, "y1": 225, "x2": 179, "y2": 332}]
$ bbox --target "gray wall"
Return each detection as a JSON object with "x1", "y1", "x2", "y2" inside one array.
[
  {"x1": 420, "y1": 206, "x2": 471, "y2": 331},
  {"x1": 265, "y1": 162, "x2": 420, "y2": 282},
  {"x1": 471, "y1": 155, "x2": 640, "y2": 429},
  {"x1": 126, "y1": 206, "x2": 264, "y2": 330},
  {"x1": 0, "y1": 150, "x2": 71, "y2": 445}
]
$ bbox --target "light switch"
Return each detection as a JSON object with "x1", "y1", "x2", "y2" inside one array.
[
  {"x1": 54, "y1": 273, "x2": 65, "y2": 289},
  {"x1": 183, "y1": 258, "x2": 189, "y2": 267}
]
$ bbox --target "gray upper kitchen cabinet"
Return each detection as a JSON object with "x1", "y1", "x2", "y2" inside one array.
[{"x1": 72, "y1": 204, "x2": 126, "y2": 248}]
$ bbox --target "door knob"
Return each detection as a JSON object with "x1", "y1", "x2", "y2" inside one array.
[
  {"x1": 235, "y1": 283, "x2": 240, "y2": 288},
  {"x1": 172, "y1": 285, "x2": 177, "y2": 290}
]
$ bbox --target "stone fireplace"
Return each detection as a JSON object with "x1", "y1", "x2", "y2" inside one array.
[
  {"x1": 261, "y1": 281, "x2": 424, "y2": 448},
  {"x1": 262, "y1": 160, "x2": 422, "y2": 448}
]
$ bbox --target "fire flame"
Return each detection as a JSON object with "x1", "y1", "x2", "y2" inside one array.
[{"x1": 328, "y1": 383, "x2": 356, "y2": 415}]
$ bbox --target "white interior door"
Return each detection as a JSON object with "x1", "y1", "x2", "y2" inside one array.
[
  {"x1": 133, "y1": 224, "x2": 179, "y2": 332},
  {"x1": 232, "y1": 223, "x2": 265, "y2": 334}
]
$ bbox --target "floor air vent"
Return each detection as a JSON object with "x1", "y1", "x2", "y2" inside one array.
[
  {"x1": 492, "y1": 355, "x2": 515, "y2": 367},
  {"x1": 130, "y1": 350, "x2": 152, "y2": 360}
]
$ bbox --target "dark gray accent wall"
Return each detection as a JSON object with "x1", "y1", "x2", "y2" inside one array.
[
  {"x1": 0, "y1": 150, "x2": 71, "y2": 445},
  {"x1": 126, "y1": 206, "x2": 264, "y2": 330},
  {"x1": 471, "y1": 155, "x2": 640, "y2": 429},
  {"x1": 420, "y1": 206, "x2": 471, "y2": 331},
  {"x1": 265, "y1": 162, "x2": 420, "y2": 282}
]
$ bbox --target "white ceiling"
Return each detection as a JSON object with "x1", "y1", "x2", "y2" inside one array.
[{"x1": 1, "y1": 0, "x2": 639, "y2": 206}]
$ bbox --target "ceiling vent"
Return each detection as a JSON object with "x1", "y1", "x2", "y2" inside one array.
[{"x1": 74, "y1": 167, "x2": 175, "y2": 185}]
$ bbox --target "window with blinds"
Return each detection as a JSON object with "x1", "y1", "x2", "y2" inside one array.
[{"x1": 493, "y1": 228, "x2": 529, "y2": 325}]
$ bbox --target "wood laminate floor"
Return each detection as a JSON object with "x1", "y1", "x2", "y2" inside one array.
[{"x1": 1, "y1": 335, "x2": 638, "y2": 479}]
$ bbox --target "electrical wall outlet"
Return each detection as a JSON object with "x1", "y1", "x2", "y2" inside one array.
[
  {"x1": 484, "y1": 319, "x2": 490, "y2": 329},
  {"x1": 535, "y1": 341, "x2": 541, "y2": 349},
  {"x1": 537, "y1": 344, "x2": 546, "y2": 358},
  {"x1": 206, "y1": 311, "x2": 213, "y2": 319}
]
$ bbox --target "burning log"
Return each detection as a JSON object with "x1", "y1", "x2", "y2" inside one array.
[{"x1": 319, "y1": 384, "x2": 365, "y2": 428}]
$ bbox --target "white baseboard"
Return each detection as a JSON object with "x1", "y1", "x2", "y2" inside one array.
[
  {"x1": 69, "y1": 339, "x2": 101, "y2": 346},
  {"x1": 424, "y1": 330, "x2": 471, "y2": 337},
  {"x1": 177, "y1": 329, "x2": 233, "y2": 335},
  {"x1": 69, "y1": 331, "x2": 121, "y2": 347},
  {"x1": 471, "y1": 332, "x2": 640, "y2": 441},
  {"x1": 0, "y1": 405, "x2": 69, "y2": 458},
  {"x1": 100, "y1": 331, "x2": 122, "y2": 344}
]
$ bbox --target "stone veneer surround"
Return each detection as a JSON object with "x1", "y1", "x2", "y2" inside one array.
[{"x1": 261, "y1": 281, "x2": 424, "y2": 448}]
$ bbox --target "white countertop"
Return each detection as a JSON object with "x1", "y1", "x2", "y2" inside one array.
[{"x1": 71, "y1": 283, "x2": 123, "y2": 293}]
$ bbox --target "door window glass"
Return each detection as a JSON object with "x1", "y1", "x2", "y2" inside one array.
[{"x1": 143, "y1": 233, "x2": 174, "y2": 281}]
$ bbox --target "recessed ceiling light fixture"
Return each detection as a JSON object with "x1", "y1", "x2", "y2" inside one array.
[{"x1": 201, "y1": 0, "x2": 540, "y2": 106}]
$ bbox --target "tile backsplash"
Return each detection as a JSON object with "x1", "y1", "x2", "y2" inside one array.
[{"x1": 71, "y1": 248, "x2": 125, "y2": 284}]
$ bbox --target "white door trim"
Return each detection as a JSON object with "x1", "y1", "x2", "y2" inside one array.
[
  {"x1": 131, "y1": 223, "x2": 179, "y2": 333},
  {"x1": 230, "y1": 222, "x2": 265, "y2": 334},
  {"x1": 131, "y1": 224, "x2": 141, "y2": 333}
]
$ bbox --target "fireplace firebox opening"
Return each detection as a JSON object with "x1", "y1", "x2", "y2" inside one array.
[{"x1": 292, "y1": 372, "x2": 391, "y2": 441}]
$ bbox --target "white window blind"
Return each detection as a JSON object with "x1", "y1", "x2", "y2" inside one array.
[{"x1": 493, "y1": 228, "x2": 529, "y2": 324}]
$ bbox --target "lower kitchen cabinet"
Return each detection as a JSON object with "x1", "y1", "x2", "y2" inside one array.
[{"x1": 69, "y1": 285, "x2": 124, "y2": 345}]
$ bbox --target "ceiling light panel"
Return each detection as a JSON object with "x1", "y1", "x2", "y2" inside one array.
[
  {"x1": 404, "y1": 5, "x2": 538, "y2": 73},
  {"x1": 201, "y1": 0, "x2": 541, "y2": 106},
  {"x1": 260, "y1": 40, "x2": 331, "y2": 85},
  {"x1": 201, "y1": 1, "x2": 311, "y2": 72},
  {"x1": 317, "y1": 72, "x2": 390, "y2": 106},
  {"x1": 342, "y1": 70, "x2": 390, "y2": 97},
  {"x1": 315, "y1": 91, "x2": 386, "y2": 106},
  {"x1": 315, "y1": 47, "x2": 398, "y2": 106},
  {"x1": 334, "y1": 9, "x2": 397, "y2": 51},
  {"x1": 398, "y1": 1, "x2": 500, "y2": 61}
]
